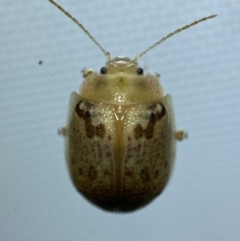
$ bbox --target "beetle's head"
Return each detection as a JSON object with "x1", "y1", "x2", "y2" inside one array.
[{"x1": 100, "y1": 56, "x2": 144, "y2": 76}]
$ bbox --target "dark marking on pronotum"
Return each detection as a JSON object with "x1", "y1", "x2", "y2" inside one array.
[
  {"x1": 134, "y1": 103, "x2": 166, "y2": 140},
  {"x1": 75, "y1": 101, "x2": 106, "y2": 139}
]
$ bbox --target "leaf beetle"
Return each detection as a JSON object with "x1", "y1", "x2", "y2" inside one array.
[{"x1": 48, "y1": 0, "x2": 216, "y2": 212}]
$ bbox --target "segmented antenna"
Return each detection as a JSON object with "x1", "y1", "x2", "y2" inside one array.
[
  {"x1": 48, "y1": 0, "x2": 110, "y2": 61},
  {"x1": 134, "y1": 14, "x2": 217, "y2": 62},
  {"x1": 48, "y1": 0, "x2": 216, "y2": 63}
]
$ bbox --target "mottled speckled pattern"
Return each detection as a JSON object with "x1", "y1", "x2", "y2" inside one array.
[
  {"x1": 63, "y1": 57, "x2": 179, "y2": 212},
  {"x1": 47, "y1": 0, "x2": 215, "y2": 211}
]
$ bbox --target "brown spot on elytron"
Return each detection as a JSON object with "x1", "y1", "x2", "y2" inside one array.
[
  {"x1": 164, "y1": 161, "x2": 169, "y2": 169},
  {"x1": 78, "y1": 167, "x2": 83, "y2": 176},
  {"x1": 96, "y1": 123, "x2": 106, "y2": 138},
  {"x1": 155, "y1": 103, "x2": 166, "y2": 120},
  {"x1": 146, "y1": 103, "x2": 166, "y2": 139},
  {"x1": 145, "y1": 113, "x2": 155, "y2": 139},
  {"x1": 134, "y1": 123, "x2": 144, "y2": 140},
  {"x1": 75, "y1": 101, "x2": 92, "y2": 117},
  {"x1": 155, "y1": 169, "x2": 159, "y2": 178},
  {"x1": 88, "y1": 166, "x2": 97, "y2": 180},
  {"x1": 140, "y1": 168, "x2": 150, "y2": 182},
  {"x1": 85, "y1": 112, "x2": 95, "y2": 138},
  {"x1": 75, "y1": 101, "x2": 98, "y2": 138},
  {"x1": 134, "y1": 103, "x2": 166, "y2": 140},
  {"x1": 125, "y1": 170, "x2": 133, "y2": 177},
  {"x1": 104, "y1": 170, "x2": 111, "y2": 176}
]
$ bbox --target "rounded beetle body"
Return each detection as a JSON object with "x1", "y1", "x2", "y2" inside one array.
[
  {"x1": 48, "y1": 0, "x2": 216, "y2": 213},
  {"x1": 64, "y1": 57, "x2": 177, "y2": 212}
]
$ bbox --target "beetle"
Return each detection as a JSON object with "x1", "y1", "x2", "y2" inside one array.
[{"x1": 48, "y1": 0, "x2": 216, "y2": 212}]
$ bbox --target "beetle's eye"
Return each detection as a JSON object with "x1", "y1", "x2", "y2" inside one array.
[
  {"x1": 137, "y1": 67, "x2": 144, "y2": 75},
  {"x1": 100, "y1": 67, "x2": 107, "y2": 74}
]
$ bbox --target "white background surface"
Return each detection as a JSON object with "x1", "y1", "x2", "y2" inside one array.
[{"x1": 1, "y1": 0, "x2": 240, "y2": 240}]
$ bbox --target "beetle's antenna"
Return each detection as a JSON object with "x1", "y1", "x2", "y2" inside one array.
[
  {"x1": 134, "y1": 14, "x2": 217, "y2": 62},
  {"x1": 48, "y1": 0, "x2": 110, "y2": 61}
]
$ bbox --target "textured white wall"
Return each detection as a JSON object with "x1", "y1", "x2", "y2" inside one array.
[{"x1": 0, "y1": 0, "x2": 240, "y2": 241}]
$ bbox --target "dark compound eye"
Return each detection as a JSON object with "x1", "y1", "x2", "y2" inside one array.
[
  {"x1": 137, "y1": 67, "x2": 144, "y2": 75},
  {"x1": 100, "y1": 67, "x2": 107, "y2": 74}
]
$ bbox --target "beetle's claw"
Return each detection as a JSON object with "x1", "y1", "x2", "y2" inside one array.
[
  {"x1": 58, "y1": 127, "x2": 68, "y2": 137},
  {"x1": 175, "y1": 130, "x2": 188, "y2": 141}
]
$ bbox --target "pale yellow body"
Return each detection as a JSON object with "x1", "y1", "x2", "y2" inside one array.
[{"x1": 63, "y1": 57, "x2": 181, "y2": 212}]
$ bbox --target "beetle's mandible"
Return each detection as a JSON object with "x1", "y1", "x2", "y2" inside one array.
[{"x1": 48, "y1": 0, "x2": 217, "y2": 212}]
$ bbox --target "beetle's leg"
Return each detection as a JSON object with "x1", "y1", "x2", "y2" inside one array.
[
  {"x1": 81, "y1": 68, "x2": 93, "y2": 78},
  {"x1": 58, "y1": 127, "x2": 68, "y2": 137},
  {"x1": 175, "y1": 130, "x2": 188, "y2": 141}
]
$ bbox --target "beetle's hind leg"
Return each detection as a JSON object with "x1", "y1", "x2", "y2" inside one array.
[
  {"x1": 58, "y1": 127, "x2": 68, "y2": 137},
  {"x1": 175, "y1": 130, "x2": 188, "y2": 141}
]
